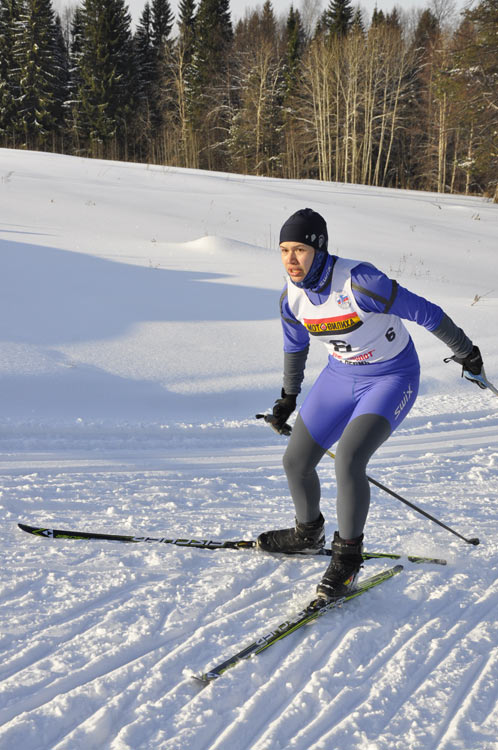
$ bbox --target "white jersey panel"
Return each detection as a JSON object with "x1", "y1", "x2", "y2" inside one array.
[{"x1": 287, "y1": 257, "x2": 410, "y2": 365}]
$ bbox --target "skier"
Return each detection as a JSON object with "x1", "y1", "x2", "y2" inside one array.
[{"x1": 258, "y1": 208, "x2": 484, "y2": 600}]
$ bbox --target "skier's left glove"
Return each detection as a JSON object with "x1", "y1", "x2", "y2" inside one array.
[
  {"x1": 271, "y1": 389, "x2": 297, "y2": 434},
  {"x1": 445, "y1": 345, "x2": 486, "y2": 389},
  {"x1": 255, "y1": 389, "x2": 297, "y2": 436}
]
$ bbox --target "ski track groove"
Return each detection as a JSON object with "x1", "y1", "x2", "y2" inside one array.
[
  {"x1": 164, "y1": 571, "x2": 408, "y2": 750},
  {"x1": 428, "y1": 648, "x2": 497, "y2": 750},
  {"x1": 91, "y1": 564, "x2": 329, "y2": 749},
  {"x1": 3, "y1": 539, "x2": 489, "y2": 750},
  {"x1": 385, "y1": 582, "x2": 498, "y2": 750},
  {"x1": 0, "y1": 554, "x2": 317, "y2": 749},
  {"x1": 435, "y1": 645, "x2": 498, "y2": 750},
  {"x1": 204, "y1": 613, "x2": 375, "y2": 750},
  {"x1": 52, "y1": 564, "x2": 316, "y2": 750},
  {"x1": 163, "y1": 569, "x2": 498, "y2": 750},
  {"x1": 0, "y1": 590, "x2": 218, "y2": 749},
  {"x1": 206, "y1": 573, "x2": 420, "y2": 750},
  {"x1": 0, "y1": 567, "x2": 176, "y2": 682},
  {"x1": 0, "y1": 584, "x2": 177, "y2": 726},
  {"x1": 273, "y1": 577, "x2": 498, "y2": 750}
]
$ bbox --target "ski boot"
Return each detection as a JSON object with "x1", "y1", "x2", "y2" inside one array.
[
  {"x1": 257, "y1": 514, "x2": 325, "y2": 554},
  {"x1": 316, "y1": 531, "x2": 364, "y2": 600}
]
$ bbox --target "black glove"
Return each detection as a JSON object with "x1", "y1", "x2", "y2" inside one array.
[
  {"x1": 271, "y1": 389, "x2": 297, "y2": 433},
  {"x1": 255, "y1": 390, "x2": 297, "y2": 435},
  {"x1": 446, "y1": 345, "x2": 486, "y2": 388}
]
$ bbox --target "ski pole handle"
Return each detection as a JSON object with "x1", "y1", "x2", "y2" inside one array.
[{"x1": 255, "y1": 412, "x2": 292, "y2": 436}]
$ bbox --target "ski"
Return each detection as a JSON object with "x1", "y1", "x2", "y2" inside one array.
[
  {"x1": 194, "y1": 565, "x2": 403, "y2": 683},
  {"x1": 17, "y1": 522, "x2": 446, "y2": 565}
]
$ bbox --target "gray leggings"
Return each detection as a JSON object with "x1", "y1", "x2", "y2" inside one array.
[{"x1": 282, "y1": 412, "x2": 391, "y2": 539}]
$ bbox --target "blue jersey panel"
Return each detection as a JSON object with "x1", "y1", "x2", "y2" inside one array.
[
  {"x1": 351, "y1": 263, "x2": 444, "y2": 330},
  {"x1": 280, "y1": 286, "x2": 309, "y2": 353}
]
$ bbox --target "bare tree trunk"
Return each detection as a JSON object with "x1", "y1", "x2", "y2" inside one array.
[
  {"x1": 465, "y1": 122, "x2": 474, "y2": 195},
  {"x1": 437, "y1": 91, "x2": 448, "y2": 192},
  {"x1": 301, "y1": 37, "x2": 337, "y2": 182},
  {"x1": 361, "y1": 41, "x2": 376, "y2": 185}
]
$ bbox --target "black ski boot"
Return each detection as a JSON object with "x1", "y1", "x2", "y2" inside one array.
[
  {"x1": 257, "y1": 514, "x2": 325, "y2": 554},
  {"x1": 316, "y1": 531, "x2": 364, "y2": 600}
]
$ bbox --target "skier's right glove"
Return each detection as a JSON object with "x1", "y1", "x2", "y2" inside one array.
[
  {"x1": 446, "y1": 345, "x2": 487, "y2": 389},
  {"x1": 270, "y1": 389, "x2": 297, "y2": 435}
]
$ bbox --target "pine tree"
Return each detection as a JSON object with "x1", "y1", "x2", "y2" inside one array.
[
  {"x1": 0, "y1": 0, "x2": 20, "y2": 143},
  {"x1": 190, "y1": 0, "x2": 232, "y2": 88},
  {"x1": 69, "y1": 5, "x2": 84, "y2": 69},
  {"x1": 281, "y1": 5, "x2": 305, "y2": 178},
  {"x1": 150, "y1": 0, "x2": 174, "y2": 131},
  {"x1": 134, "y1": 2, "x2": 155, "y2": 103},
  {"x1": 351, "y1": 7, "x2": 364, "y2": 35},
  {"x1": 371, "y1": 8, "x2": 385, "y2": 27},
  {"x1": 151, "y1": 0, "x2": 173, "y2": 51},
  {"x1": 325, "y1": 0, "x2": 353, "y2": 37},
  {"x1": 75, "y1": 0, "x2": 135, "y2": 157},
  {"x1": 386, "y1": 8, "x2": 401, "y2": 32},
  {"x1": 12, "y1": 0, "x2": 62, "y2": 148},
  {"x1": 261, "y1": 0, "x2": 276, "y2": 42},
  {"x1": 131, "y1": 1, "x2": 155, "y2": 159},
  {"x1": 187, "y1": 0, "x2": 233, "y2": 168},
  {"x1": 156, "y1": 0, "x2": 197, "y2": 167},
  {"x1": 284, "y1": 5, "x2": 304, "y2": 97},
  {"x1": 412, "y1": 8, "x2": 439, "y2": 51},
  {"x1": 52, "y1": 14, "x2": 69, "y2": 132},
  {"x1": 178, "y1": 0, "x2": 196, "y2": 60},
  {"x1": 66, "y1": 6, "x2": 84, "y2": 149}
]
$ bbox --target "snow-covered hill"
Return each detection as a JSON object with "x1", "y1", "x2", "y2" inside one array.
[{"x1": 1, "y1": 148, "x2": 497, "y2": 749}]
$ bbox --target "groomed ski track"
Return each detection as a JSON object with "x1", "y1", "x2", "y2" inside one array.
[{"x1": 1, "y1": 396, "x2": 497, "y2": 750}]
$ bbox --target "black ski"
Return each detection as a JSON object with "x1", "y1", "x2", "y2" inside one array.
[
  {"x1": 17, "y1": 522, "x2": 446, "y2": 565},
  {"x1": 195, "y1": 565, "x2": 403, "y2": 683}
]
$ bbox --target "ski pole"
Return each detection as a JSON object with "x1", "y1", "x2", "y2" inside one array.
[
  {"x1": 462, "y1": 369, "x2": 498, "y2": 397},
  {"x1": 255, "y1": 413, "x2": 480, "y2": 546},
  {"x1": 444, "y1": 355, "x2": 498, "y2": 398}
]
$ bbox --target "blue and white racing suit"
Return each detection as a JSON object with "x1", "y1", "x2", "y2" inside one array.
[{"x1": 278, "y1": 254, "x2": 473, "y2": 538}]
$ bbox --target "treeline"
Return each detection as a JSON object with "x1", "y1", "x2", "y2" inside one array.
[{"x1": 0, "y1": 0, "x2": 497, "y2": 198}]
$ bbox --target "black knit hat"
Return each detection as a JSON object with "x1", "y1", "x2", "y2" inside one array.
[{"x1": 279, "y1": 208, "x2": 328, "y2": 252}]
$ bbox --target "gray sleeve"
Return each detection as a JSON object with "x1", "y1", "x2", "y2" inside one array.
[
  {"x1": 431, "y1": 313, "x2": 473, "y2": 358},
  {"x1": 283, "y1": 346, "x2": 310, "y2": 395}
]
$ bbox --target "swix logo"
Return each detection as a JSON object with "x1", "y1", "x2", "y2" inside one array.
[{"x1": 394, "y1": 384, "x2": 413, "y2": 420}]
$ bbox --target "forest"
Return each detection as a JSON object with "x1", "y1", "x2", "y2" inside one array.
[{"x1": 0, "y1": 0, "x2": 497, "y2": 198}]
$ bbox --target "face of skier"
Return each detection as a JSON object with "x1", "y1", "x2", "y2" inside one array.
[{"x1": 280, "y1": 241, "x2": 315, "y2": 283}]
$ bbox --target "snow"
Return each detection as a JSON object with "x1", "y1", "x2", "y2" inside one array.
[{"x1": 1, "y1": 147, "x2": 497, "y2": 750}]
